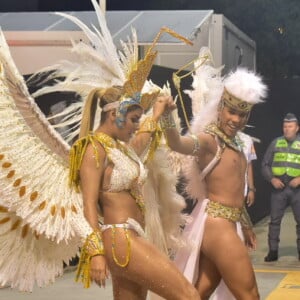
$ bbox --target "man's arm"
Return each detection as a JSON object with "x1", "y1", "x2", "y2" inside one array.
[
  {"x1": 161, "y1": 113, "x2": 197, "y2": 155},
  {"x1": 261, "y1": 139, "x2": 276, "y2": 182},
  {"x1": 261, "y1": 139, "x2": 285, "y2": 189},
  {"x1": 246, "y1": 161, "x2": 256, "y2": 206}
]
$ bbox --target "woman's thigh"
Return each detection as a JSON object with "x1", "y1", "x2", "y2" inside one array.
[
  {"x1": 103, "y1": 228, "x2": 195, "y2": 300},
  {"x1": 111, "y1": 274, "x2": 147, "y2": 300}
]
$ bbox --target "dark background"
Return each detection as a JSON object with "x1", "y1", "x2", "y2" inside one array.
[{"x1": 2, "y1": 0, "x2": 300, "y2": 79}]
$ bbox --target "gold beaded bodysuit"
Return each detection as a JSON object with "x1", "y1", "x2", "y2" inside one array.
[
  {"x1": 70, "y1": 132, "x2": 148, "y2": 267},
  {"x1": 70, "y1": 132, "x2": 147, "y2": 212}
]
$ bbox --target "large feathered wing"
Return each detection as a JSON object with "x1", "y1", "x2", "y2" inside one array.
[{"x1": 0, "y1": 30, "x2": 93, "y2": 291}]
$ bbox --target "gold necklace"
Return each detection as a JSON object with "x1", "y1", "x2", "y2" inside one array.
[{"x1": 205, "y1": 123, "x2": 244, "y2": 152}]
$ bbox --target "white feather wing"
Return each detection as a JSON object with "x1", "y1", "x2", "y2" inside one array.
[{"x1": 0, "y1": 30, "x2": 86, "y2": 242}]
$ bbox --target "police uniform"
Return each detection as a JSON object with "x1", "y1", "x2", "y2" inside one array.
[{"x1": 262, "y1": 113, "x2": 300, "y2": 261}]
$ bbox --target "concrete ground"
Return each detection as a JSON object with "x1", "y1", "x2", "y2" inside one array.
[
  {"x1": 250, "y1": 208, "x2": 300, "y2": 300},
  {"x1": 1, "y1": 209, "x2": 300, "y2": 300}
]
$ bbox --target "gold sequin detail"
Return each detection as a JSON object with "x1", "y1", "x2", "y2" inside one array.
[
  {"x1": 61, "y1": 207, "x2": 66, "y2": 218},
  {"x1": 205, "y1": 201, "x2": 242, "y2": 222},
  {"x1": 21, "y1": 224, "x2": 29, "y2": 238},
  {"x1": 205, "y1": 123, "x2": 244, "y2": 152},
  {"x1": 13, "y1": 178, "x2": 22, "y2": 187},
  {"x1": 19, "y1": 186, "x2": 26, "y2": 197},
  {"x1": 0, "y1": 217, "x2": 10, "y2": 224},
  {"x1": 71, "y1": 205, "x2": 77, "y2": 214},
  {"x1": 38, "y1": 201, "x2": 46, "y2": 210},
  {"x1": 11, "y1": 220, "x2": 21, "y2": 230},
  {"x1": 30, "y1": 191, "x2": 38, "y2": 201},
  {"x1": 51, "y1": 205, "x2": 56, "y2": 216},
  {"x1": 0, "y1": 154, "x2": 4, "y2": 160},
  {"x1": 2, "y1": 162, "x2": 11, "y2": 168},
  {"x1": 7, "y1": 170, "x2": 15, "y2": 178}
]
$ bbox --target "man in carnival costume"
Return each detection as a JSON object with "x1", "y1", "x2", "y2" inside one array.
[{"x1": 160, "y1": 53, "x2": 267, "y2": 299}]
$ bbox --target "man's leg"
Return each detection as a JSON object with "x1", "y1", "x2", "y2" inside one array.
[
  {"x1": 199, "y1": 216, "x2": 259, "y2": 300},
  {"x1": 195, "y1": 252, "x2": 221, "y2": 300},
  {"x1": 265, "y1": 188, "x2": 288, "y2": 261}
]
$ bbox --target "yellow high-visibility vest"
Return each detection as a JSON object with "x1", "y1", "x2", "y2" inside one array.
[{"x1": 272, "y1": 138, "x2": 300, "y2": 177}]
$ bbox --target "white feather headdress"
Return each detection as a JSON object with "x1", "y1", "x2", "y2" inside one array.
[{"x1": 186, "y1": 48, "x2": 267, "y2": 134}]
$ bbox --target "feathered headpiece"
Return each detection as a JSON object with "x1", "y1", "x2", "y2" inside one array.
[
  {"x1": 30, "y1": 0, "x2": 192, "y2": 141},
  {"x1": 221, "y1": 68, "x2": 267, "y2": 113},
  {"x1": 183, "y1": 48, "x2": 267, "y2": 134}
]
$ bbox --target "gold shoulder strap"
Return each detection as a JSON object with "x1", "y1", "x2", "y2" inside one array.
[{"x1": 69, "y1": 133, "x2": 117, "y2": 191}]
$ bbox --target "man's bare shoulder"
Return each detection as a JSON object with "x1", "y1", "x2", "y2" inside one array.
[{"x1": 198, "y1": 131, "x2": 216, "y2": 146}]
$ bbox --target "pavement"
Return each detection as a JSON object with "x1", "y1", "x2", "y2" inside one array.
[
  {"x1": 250, "y1": 208, "x2": 300, "y2": 300},
  {"x1": 1, "y1": 209, "x2": 300, "y2": 300}
]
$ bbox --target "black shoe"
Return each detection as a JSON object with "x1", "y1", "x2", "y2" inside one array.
[{"x1": 264, "y1": 250, "x2": 278, "y2": 262}]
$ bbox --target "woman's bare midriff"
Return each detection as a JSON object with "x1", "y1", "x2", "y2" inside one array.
[{"x1": 100, "y1": 190, "x2": 145, "y2": 228}]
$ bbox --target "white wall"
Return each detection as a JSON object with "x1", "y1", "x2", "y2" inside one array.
[
  {"x1": 4, "y1": 31, "x2": 84, "y2": 75},
  {"x1": 3, "y1": 14, "x2": 256, "y2": 75}
]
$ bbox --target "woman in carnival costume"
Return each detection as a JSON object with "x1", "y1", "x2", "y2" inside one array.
[
  {"x1": 0, "y1": 1, "x2": 200, "y2": 299},
  {"x1": 159, "y1": 48, "x2": 267, "y2": 299}
]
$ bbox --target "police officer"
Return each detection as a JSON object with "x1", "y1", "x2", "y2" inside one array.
[{"x1": 262, "y1": 113, "x2": 300, "y2": 261}]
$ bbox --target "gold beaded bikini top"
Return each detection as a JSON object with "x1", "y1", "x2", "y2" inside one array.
[{"x1": 69, "y1": 132, "x2": 147, "y2": 194}]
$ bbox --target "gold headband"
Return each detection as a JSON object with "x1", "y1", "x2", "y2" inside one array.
[{"x1": 222, "y1": 89, "x2": 253, "y2": 113}]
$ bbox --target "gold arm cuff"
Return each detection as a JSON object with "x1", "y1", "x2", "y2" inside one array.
[
  {"x1": 137, "y1": 117, "x2": 159, "y2": 134},
  {"x1": 75, "y1": 229, "x2": 105, "y2": 288},
  {"x1": 160, "y1": 113, "x2": 176, "y2": 130},
  {"x1": 189, "y1": 134, "x2": 200, "y2": 155}
]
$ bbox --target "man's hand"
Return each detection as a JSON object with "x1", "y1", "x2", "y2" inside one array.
[
  {"x1": 152, "y1": 95, "x2": 172, "y2": 121},
  {"x1": 288, "y1": 177, "x2": 300, "y2": 188},
  {"x1": 271, "y1": 178, "x2": 285, "y2": 189},
  {"x1": 90, "y1": 255, "x2": 109, "y2": 287},
  {"x1": 246, "y1": 190, "x2": 255, "y2": 207},
  {"x1": 242, "y1": 227, "x2": 257, "y2": 250}
]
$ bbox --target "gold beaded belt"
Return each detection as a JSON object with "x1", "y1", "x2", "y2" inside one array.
[{"x1": 205, "y1": 200, "x2": 242, "y2": 222}]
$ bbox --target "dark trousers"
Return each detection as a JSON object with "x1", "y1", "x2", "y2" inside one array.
[{"x1": 268, "y1": 186, "x2": 300, "y2": 252}]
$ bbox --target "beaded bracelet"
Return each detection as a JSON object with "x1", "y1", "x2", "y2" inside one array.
[
  {"x1": 75, "y1": 228, "x2": 105, "y2": 288},
  {"x1": 248, "y1": 187, "x2": 256, "y2": 193},
  {"x1": 189, "y1": 134, "x2": 200, "y2": 155},
  {"x1": 160, "y1": 113, "x2": 176, "y2": 130}
]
